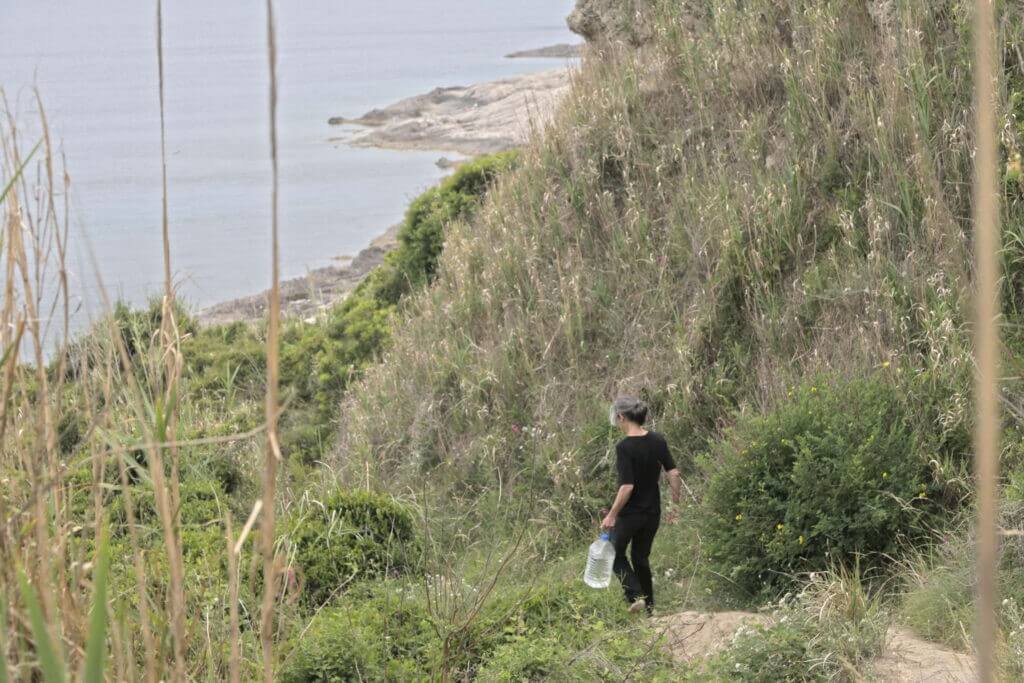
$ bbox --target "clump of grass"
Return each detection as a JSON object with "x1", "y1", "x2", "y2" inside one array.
[
  {"x1": 700, "y1": 566, "x2": 889, "y2": 681},
  {"x1": 900, "y1": 505, "x2": 1024, "y2": 678}
]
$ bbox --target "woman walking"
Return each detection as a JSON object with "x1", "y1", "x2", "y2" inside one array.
[{"x1": 601, "y1": 396, "x2": 682, "y2": 615}]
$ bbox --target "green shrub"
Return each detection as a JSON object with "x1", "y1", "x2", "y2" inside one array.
[
  {"x1": 475, "y1": 635, "x2": 574, "y2": 682},
  {"x1": 275, "y1": 150, "x2": 518, "y2": 459},
  {"x1": 704, "y1": 620, "x2": 818, "y2": 682},
  {"x1": 283, "y1": 490, "x2": 419, "y2": 608},
  {"x1": 475, "y1": 629, "x2": 672, "y2": 682},
  {"x1": 114, "y1": 298, "x2": 198, "y2": 359},
  {"x1": 183, "y1": 321, "x2": 266, "y2": 401},
  {"x1": 701, "y1": 376, "x2": 942, "y2": 600},
  {"x1": 389, "y1": 151, "x2": 517, "y2": 294},
  {"x1": 280, "y1": 586, "x2": 437, "y2": 682}
]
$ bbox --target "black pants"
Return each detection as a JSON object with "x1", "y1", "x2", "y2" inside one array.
[{"x1": 611, "y1": 513, "x2": 660, "y2": 610}]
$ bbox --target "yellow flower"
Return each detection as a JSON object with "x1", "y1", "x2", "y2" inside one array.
[
  {"x1": 798, "y1": 535, "x2": 805, "y2": 545},
  {"x1": 735, "y1": 514, "x2": 743, "y2": 521},
  {"x1": 810, "y1": 387, "x2": 817, "y2": 393},
  {"x1": 882, "y1": 472, "x2": 889, "y2": 479},
  {"x1": 882, "y1": 361, "x2": 890, "y2": 368},
  {"x1": 776, "y1": 523, "x2": 784, "y2": 531}
]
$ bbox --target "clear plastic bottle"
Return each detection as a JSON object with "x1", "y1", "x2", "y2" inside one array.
[{"x1": 583, "y1": 532, "x2": 616, "y2": 588}]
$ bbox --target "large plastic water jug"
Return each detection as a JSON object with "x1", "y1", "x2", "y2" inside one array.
[{"x1": 584, "y1": 532, "x2": 616, "y2": 588}]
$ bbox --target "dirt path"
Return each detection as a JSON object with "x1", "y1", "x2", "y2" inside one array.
[
  {"x1": 873, "y1": 629, "x2": 975, "y2": 682},
  {"x1": 652, "y1": 611, "x2": 976, "y2": 681}
]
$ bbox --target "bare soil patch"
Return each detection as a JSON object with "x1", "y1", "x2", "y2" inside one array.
[
  {"x1": 653, "y1": 611, "x2": 976, "y2": 681},
  {"x1": 652, "y1": 610, "x2": 769, "y2": 662},
  {"x1": 872, "y1": 628, "x2": 975, "y2": 682}
]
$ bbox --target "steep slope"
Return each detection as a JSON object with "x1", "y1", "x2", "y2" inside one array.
[{"x1": 336, "y1": 0, "x2": 1019, "y2": 521}]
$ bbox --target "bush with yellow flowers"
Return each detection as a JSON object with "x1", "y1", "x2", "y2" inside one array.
[{"x1": 700, "y1": 375, "x2": 943, "y2": 601}]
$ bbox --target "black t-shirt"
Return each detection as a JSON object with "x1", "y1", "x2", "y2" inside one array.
[{"x1": 615, "y1": 431, "x2": 676, "y2": 517}]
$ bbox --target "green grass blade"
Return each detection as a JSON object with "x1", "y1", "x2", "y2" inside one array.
[
  {"x1": 17, "y1": 569, "x2": 66, "y2": 683},
  {"x1": 0, "y1": 140, "x2": 42, "y2": 206},
  {"x1": 82, "y1": 527, "x2": 111, "y2": 683}
]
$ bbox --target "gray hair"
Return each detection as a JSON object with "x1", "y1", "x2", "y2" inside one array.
[{"x1": 609, "y1": 396, "x2": 648, "y2": 427}]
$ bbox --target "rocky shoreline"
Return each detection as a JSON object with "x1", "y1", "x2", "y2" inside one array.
[
  {"x1": 198, "y1": 47, "x2": 578, "y2": 326},
  {"x1": 505, "y1": 43, "x2": 582, "y2": 59},
  {"x1": 329, "y1": 67, "x2": 572, "y2": 156},
  {"x1": 197, "y1": 225, "x2": 398, "y2": 326}
]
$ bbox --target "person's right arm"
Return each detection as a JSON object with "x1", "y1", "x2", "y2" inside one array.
[
  {"x1": 659, "y1": 438, "x2": 683, "y2": 521},
  {"x1": 665, "y1": 468, "x2": 682, "y2": 505}
]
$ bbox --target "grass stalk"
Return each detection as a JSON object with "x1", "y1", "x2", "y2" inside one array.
[
  {"x1": 260, "y1": 1, "x2": 283, "y2": 680},
  {"x1": 226, "y1": 512, "x2": 241, "y2": 683},
  {"x1": 154, "y1": 2, "x2": 188, "y2": 677},
  {"x1": 971, "y1": 0, "x2": 1001, "y2": 678}
]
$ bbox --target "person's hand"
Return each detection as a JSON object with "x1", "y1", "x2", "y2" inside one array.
[{"x1": 601, "y1": 513, "x2": 617, "y2": 530}]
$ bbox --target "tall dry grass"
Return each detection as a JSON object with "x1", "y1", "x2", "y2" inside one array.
[
  {"x1": 0, "y1": 1, "x2": 286, "y2": 679},
  {"x1": 0, "y1": 0, "x2": 1020, "y2": 678}
]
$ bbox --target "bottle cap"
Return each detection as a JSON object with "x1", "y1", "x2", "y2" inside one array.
[{"x1": 599, "y1": 532, "x2": 610, "y2": 541}]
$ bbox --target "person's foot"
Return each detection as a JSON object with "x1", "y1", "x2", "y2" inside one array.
[{"x1": 628, "y1": 598, "x2": 647, "y2": 614}]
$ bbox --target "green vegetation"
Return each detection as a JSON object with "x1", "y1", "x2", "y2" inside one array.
[
  {"x1": 701, "y1": 569, "x2": 887, "y2": 681},
  {"x1": 281, "y1": 490, "x2": 419, "y2": 608},
  {"x1": 280, "y1": 587, "x2": 437, "y2": 682},
  {"x1": 7, "y1": 0, "x2": 1024, "y2": 679},
  {"x1": 701, "y1": 376, "x2": 943, "y2": 600},
  {"x1": 281, "y1": 569, "x2": 673, "y2": 682}
]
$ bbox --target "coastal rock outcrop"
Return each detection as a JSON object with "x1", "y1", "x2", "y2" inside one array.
[
  {"x1": 566, "y1": 0, "x2": 655, "y2": 45},
  {"x1": 331, "y1": 68, "x2": 570, "y2": 156}
]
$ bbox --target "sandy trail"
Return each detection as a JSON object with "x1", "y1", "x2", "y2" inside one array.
[{"x1": 653, "y1": 611, "x2": 976, "y2": 681}]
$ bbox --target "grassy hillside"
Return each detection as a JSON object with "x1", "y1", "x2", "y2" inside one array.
[
  {"x1": 5, "y1": 0, "x2": 1024, "y2": 679},
  {"x1": 329, "y1": 0, "x2": 1024, "y2": 674},
  {"x1": 341, "y1": 0, "x2": 988, "y2": 511}
]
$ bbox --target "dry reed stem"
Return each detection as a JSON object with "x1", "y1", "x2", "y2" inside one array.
[
  {"x1": 972, "y1": 0, "x2": 1000, "y2": 679},
  {"x1": 115, "y1": 420, "x2": 159, "y2": 683},
  {"x1": 32, "y1": 91, "x2": 75, "y2": 655},
  {"x1": 155, "y1": 3, "x2": 188, "y2": 676},
  {"x1": 6, "y1": 185, "x2": 62, "y2": 648},
  {"x1": 260, "y1": 0, "x2": 282, "y2": 680}
]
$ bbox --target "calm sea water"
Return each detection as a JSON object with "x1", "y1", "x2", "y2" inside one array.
[{"x1": 0, "y1": 0, "x2": 575, "y2": 327}]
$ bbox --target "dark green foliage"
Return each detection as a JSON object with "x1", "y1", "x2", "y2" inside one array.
[
  {"x1": 284, "y1": 490, "x2": 419, "y2": 608},
  {"x1": 701, "y1": 376, "x2": 943, "y2": 600},
  {"x1": 703, "y1": 621, "x2": 818, "y2": 682},
  {"x1": 109, "y1": 476, "x2": 223, "y2": 536},
  {"x1": 57, "y1": 409, "x2": 86, "y2": 455},
  {"x1": 475, "y1": 636, "x2": 574, "y2": 682},
  {"x1": 470, "y1": 579, "x2": 671, "y2": 681},
  {"x1": 281, "y1": 569, "x2": 669, "y2": 682},
  {"x1": 182, "y1": 321, "x2": 266, "y2": 400},
  {"x1": 390, "y1": 151, "x2": 518, "y2": 294},
  {"x1": 280, "y1": 589, "x2": 437, "y2": 682},
  {"x1": 274, "y1": 151, "x2": 518, "y2": 461}
]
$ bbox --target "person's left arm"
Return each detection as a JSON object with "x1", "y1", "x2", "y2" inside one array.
[
  {"x1": 601, "y1": 444, "x2": 634, "y2": 529},
  {"x1": 601, "y1": 483, "x2": 635, "y2": 530}
]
